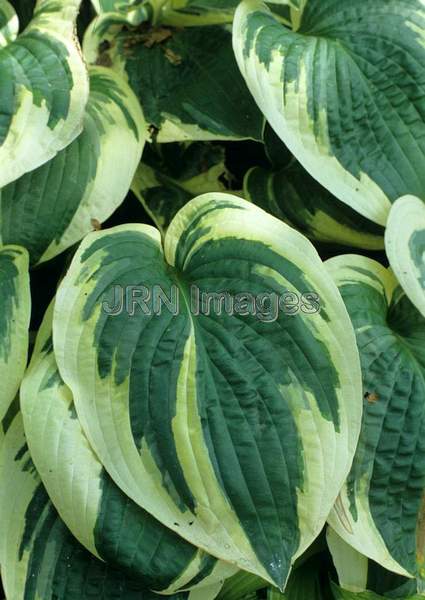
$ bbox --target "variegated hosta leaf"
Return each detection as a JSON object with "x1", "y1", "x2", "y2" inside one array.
[
  {"x1": 326, "y1": 255, "x2": 425, "y2": 579},
  {"x1": 21, "y1": 302, "x2": 236, "y2": 595},
  {"x1": 132, "y1": 142, "x2": 228, "y2": 236},
  {"x1": 233, "y1": 0, "x2": 425, "y2": 226},
  {"x1": 53, "y1": 193, "x2": 362, "y2": 589},
  {"x1": 327, "y1": 528, "x2": 419, "y2": 599},
  {"x1": 84, "y1": 16, "x2": 264, "y2": 143},
  {"x1": 0, "y1": 245, "x2": 30, "y2": 423},
  {"x1": 0, "y1": 66, "x2": 146, "y2": 266},
  {"x1": 0, "y1": 0, "x2": 18, "y2": 46},
  {"x1": 0, "y1": 0, "x2": 89, "y2": 188},
  {"x1": 244, "y1": 162, "x2": 385, "y2": 250},
  {"x1": 265, "y1": 550, "x2": 331, "y2": 599},
  {"x1": 385, "y1": 195, "x2": 425, "y2": 319},
  {"x1": 0, "y1": 412, "x2": 189, "y2": 600}
]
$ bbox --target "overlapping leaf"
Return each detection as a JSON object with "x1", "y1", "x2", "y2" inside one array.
[
  {"x1": 244, "y1": 161, "x2": 385, "y2": 250},
  {"x1": 326, "y1": 256, "x2": 425, "y2": 579},
  {"x1": 84, "y1": 13, "x2": 264, "y2": 143},
  {"x1": 0, "y1": 412, "x2": 188, "y2": 600},
  {"x1": 233, "y1": 0, "x2": 425, "y2": 226},
  {"x1": 0, "y1": 245, "x2": 30, "y2": 423},
  {"x1": 385, "y1": 195, "x2": 425, "y2": 319},
  {"x1": 327, "y1": 528, "x2": 420, "y2": 599},
  {"x1": 132, "y1": 142, "x2": 228, "y2": 235},
  {"x1": 53, "y1": 193, "x2": 362, "y2": 589},
  {"x1": 0, "y1": 0, "x2": 89, "y2": 188},
  {"x1": 0, "y1": 65, "x2": 146, "y2": 265},
  {"x1": 21, "y1": 303, "x2": 236, "y2": 596}
]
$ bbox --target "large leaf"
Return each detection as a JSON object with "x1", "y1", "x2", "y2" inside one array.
[
  {"x1": 21, "y1": 302, "x2": 236, "y2": 595},
  {"x1": 0, "y1": 0, "x2": 18, "y2": 46},
  {"x1": 326, "y1": 255, "x2": 425, "y2": 579},
  {"x1": 0, "y1": 65, "x2": 146, "y2": 265},
  {"x1": 0, "y1": 245, "x2": 30, "y2": 423},
  {"x1": 84, "y1": 15, "x2": 264, "y2": 142},
  {"x1": 385, "y1": 195, "x2": 425, "y2": 319},
  {"x1": 233, "y1": 0, "x2": 425, "y2": 226},
  {"x1": 132, "y1": 142, "x2": 228, "y2": 236},
  {"x1": 0, "y1": 0, "x2": 89, "y2": 188},
  {"x1": 0, "y1": 412, "x2": 188, "y2": 600},
  {"x1": 244, "y1": 162, "x2": 385, "y2": 250},
  {"x1": 53, "y1": 193, "x2": 362, "y2": 589}
]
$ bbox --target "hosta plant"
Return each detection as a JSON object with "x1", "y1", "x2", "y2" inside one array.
[{"x1": 0, "y1": 0, "x2": 424, "y2": 599}]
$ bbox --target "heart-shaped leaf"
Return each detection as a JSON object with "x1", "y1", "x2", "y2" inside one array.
[
  {"x1": 53, "y1": 193, "x2": 362, "y2": 589},
  {"x1": 233, "y1": 0, "x2": 425, "y2": 226}
]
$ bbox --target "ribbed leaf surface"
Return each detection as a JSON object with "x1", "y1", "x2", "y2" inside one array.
[
  {"x1": 21, "y1": 303, "x2": 236, "y2": 594},
  {"x1": 53, "y1": 193, "x2": 362, "y2": 589},
  {"x1": 327, "y1": 256, "x2": 425, "y2": 578},
  {"x1": 0, "y1": 66, "x2": 146, "y2": 265},
  {"x1": 233, "y1": 0, "x2": 425, "y2": 225},
  {"x1": 0, "y1": 0, "x2": 89, "y2": 187},
  {"x1": 0, "y1": 413, "x2": 188, "y2": 600}
]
